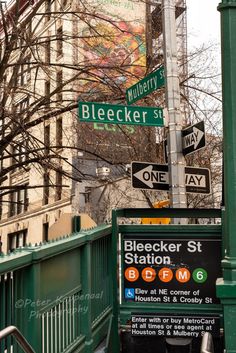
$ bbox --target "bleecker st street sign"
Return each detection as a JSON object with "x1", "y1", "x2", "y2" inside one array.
[
  {"x1": 78, "y1": 102, "x2": 164, "y2": 127},
  {"x1": 131, "y1": 162, "x2": 211, "y2": 194},
  {"x1": 126, "y1": 66, "x2": 165, "y2": 105}
]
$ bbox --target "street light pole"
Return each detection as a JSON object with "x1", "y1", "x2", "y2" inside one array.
[{"x1": 162, "y1": 0, "x2": 187, "y2": 222}]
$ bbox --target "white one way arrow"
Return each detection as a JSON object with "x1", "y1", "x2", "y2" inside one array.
[
  {"x1": 183, "y1": 126, "x2": 205, "y2": 150},
  {"x1": 133, "y1": 165, "x2": 169, "y2": 188}
]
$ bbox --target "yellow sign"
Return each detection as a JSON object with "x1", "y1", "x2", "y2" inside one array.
[{"x1": 141, "y1": 200, "x2": 170, "y2": 225}]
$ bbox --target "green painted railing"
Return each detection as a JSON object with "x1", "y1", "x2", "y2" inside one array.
[{"x1": 0, "y1": 224, "x2": 112, "y2": 353}]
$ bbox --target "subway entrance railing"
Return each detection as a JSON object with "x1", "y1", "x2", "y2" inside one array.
[
  {"x1": 0, "y1": 209, "x2": 226, "y2": 353},
  {"x1": 110, "y1": 208, "x2": 224, "y2": 353},
  {"x1": 0, "y1": 222, "x2": 112, "y2": 353}
]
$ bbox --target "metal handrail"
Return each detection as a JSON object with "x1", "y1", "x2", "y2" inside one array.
[
  {"x1": 0, "y1": 325, "x2": 36, "y2": 353},
  {"x1": 201, "y1": 332, "x2": 214, "y2": 353}
]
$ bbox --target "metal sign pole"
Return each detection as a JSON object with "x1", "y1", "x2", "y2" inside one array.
[{"x1": 162, "y1": 0, "x2": 187, "y2": 222}]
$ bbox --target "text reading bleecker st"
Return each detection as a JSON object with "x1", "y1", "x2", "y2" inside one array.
[{"x1": 78, "y1": 102, "x2": 164, "y2": 127}]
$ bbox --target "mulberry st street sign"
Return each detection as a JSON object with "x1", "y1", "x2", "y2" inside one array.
[
  {"x1": 131, "y1": 162, "x2": 211, "y2": 194},
  {"x1": 126, "y1": 66, "x2": 165, "y2": 105},
  {"x1": 78, "y1": 102, "x2": 164, "y2": 127}
]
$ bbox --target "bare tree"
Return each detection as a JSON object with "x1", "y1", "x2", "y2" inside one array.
[
  {"x1": 180, "y1": 43, "x2": 222, "y2": 215},
  {"x1": 0, "y1": 0, "x2": 147, "y2": 210},
  {"x1": 0, "y1": 0, "x2": 222, "y2": 224}
]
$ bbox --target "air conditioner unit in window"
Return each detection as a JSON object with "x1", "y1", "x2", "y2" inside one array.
[{"x1": 96, "y1": 167, "x2": 110, "y2": 180}]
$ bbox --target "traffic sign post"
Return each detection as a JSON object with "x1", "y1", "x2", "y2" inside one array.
[
  {"x1": 78, "y1": 102, "x2": 164, "y2": 127},
  {"x1": 131, "y1": 161, "x2": 211, "y2": 194},
  {"x1": 126, "y1": 66, "x2": 165, "y2": 105},
  {"x1": 162, "y1": 0, "x2": 187, "y2": 213},
  {"x1": 182, "y1": 121, "x2": 206, "y2": 156}
]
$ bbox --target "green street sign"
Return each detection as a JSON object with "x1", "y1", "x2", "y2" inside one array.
[
  {"x1": 78, "y1": 102, "x2": 164, "y2": 127},
  {"x1": 126, "y1": 66, "x2": 165, "y2": 105}
]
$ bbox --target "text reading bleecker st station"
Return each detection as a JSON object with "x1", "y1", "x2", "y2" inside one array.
[
  {"x1": 78, "y1": 102, "x2": 164, "y2": 126},
  {"x1": 124, "y1": 240, "x2": 202, "y2": 265}
]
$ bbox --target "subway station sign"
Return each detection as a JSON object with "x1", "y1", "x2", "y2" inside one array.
[
  {"x1": 123, "y1": 237, "x2": 221, "y2": 305},
  {"x1": 78, "y1": 102, "x2": 164, "y2": 127}
]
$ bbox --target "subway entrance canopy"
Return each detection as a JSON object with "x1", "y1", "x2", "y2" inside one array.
[{"x1": 110, "y1": 208, "x2": 223, "y2": 353}]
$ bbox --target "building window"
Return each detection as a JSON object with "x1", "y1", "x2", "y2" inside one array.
[
  {"x1": 17, "y1": 97, "x2": 29, "y2": 113},
  {"x1": 0, "y1": 152, "x2": 3, "y2": 174},
  {"x1": 11, "y1": 140, "x2": 29, "y2": 169},
  {"x1": 55, "y1": 169, "x2": 62, "y2": 201},
  {"x1": 56, "y1": 117, "x2": 62, "y2": 147},
  {"x1": 43, "y1": 172, "x2": 50, "y2": 205},
  {"x1": 45, "y1": 0, "x2": 51, "y2": 22},
  {"x1": 44, "y1": 80, "x2": 50, "y2": 108},
  {"x1": 15, "y1": 97, "x2": 30, "y2": 123},
  {"x1": 56, "y1": 70, "x2": 62, "y2": 101},
  {"x1": 0, "y1": 195, "x2": 2, "y2": 220},
  {"x1": 44, "y1": 124, "x2": 50, "y2": 155},
  {"x1": 84, "y1": 187, "x2": 91, "y2": 204},
  {"x1": 0, "y1": 75, "x2": 6, "y2": 100},
  {"x1": 43, "y1": 222, "x2": 49, "y2": 242},
  {"x1": 60, "y1": 0, "x2": 67, "y2": 9},
  {"x1": 56, "y1": 26, "x2": 63, "y2": 58},
  {"x1": 16, "y1": 55, "x2": 31, "y2": 86},
  {"x1": 27, "y1": 19, "x2": 32, "y2": 37},
  {"x1": 8, "y1": 230, "x2": 27, "y2": 252},
  {"x1": 9, "y1": 185, "x2": 29, "y2": 217}
]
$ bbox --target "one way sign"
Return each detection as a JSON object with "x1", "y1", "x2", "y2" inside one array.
[
  {"x1": 132, "y1": 163, "x2": 169, "y2": 191},
  {"x1": 131, "y1": 162, "x2": 211, "y2": 194},
  {"x1": 185, "y1": 166, "x2": 211, "y2": 194},
  {"x1": 182, "y1": 121, "x2": 205, "y2": 156}
]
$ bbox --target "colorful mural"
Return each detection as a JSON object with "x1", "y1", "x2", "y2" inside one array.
[
  {"x1": 80, "y1": 0, "x2": 146, "y2": 97},
  {"x1": 77, "y1": 0, "x2": 148, "y2": 163}
]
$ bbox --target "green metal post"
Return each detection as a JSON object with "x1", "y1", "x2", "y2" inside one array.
[
  {"x1": 14, "y1": 263, "x2": 42, "y2": 353},
  {"x1": 81, "y1": 241, "x2": 93, "y2": 353},
  {"x1": 110, "y1": 210, "x2": 120, "y2": 353},
  {"x1": 217, "y1": 0, "x2": 236, "y2": 351}
]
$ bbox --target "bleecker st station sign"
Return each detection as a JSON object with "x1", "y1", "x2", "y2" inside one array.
[{"x1": 123, "y1": 237, "x2": 221, "y2": 306}]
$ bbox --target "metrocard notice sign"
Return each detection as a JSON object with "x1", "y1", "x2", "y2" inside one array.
[{"x1": 123, "y1": 237, "x2": 221, "y2": 306}]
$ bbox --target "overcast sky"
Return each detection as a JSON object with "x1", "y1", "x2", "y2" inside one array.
[{"x1": 187, "y1": 0, "x2": 221, "y2": 49}]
